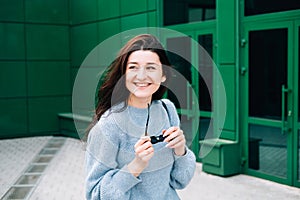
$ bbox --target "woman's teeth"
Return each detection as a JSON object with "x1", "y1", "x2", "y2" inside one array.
[{"x1": 135, "y1": 83, "x2": 150, "y2": 87}]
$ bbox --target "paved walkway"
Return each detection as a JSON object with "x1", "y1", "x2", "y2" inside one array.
[{"x1": 0, "y1": 136, "x2": 299, "y2": 200}]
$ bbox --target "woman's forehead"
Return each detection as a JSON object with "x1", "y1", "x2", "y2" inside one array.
[{"x1": 128, "y1": 50, "x2": 161, "y2": 64}]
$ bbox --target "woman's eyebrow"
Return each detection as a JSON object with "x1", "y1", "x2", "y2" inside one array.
[{"x1": 127, "y1": 61, "x2": 160, "y2": 65}]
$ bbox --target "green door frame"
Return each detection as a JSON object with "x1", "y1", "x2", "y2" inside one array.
[
  {"x1": 161, "y1": 21, "x2": 216, "y2": 161},
  {"x1": 241, "y1": 18, "x2": 299, "y2": 186},
  {"x1": 293, "y1": 20, "x2": 300, "y2": 187}
]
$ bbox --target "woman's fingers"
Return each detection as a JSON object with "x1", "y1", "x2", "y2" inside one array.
[
  {"x1": 163, "y1": 127, "x2": 186, "y2": 150},
  {"x1": 134, "y1": 137, "x2": 154, "y2": 162}
]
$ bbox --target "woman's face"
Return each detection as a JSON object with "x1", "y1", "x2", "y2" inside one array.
[{"x1": 125, "y1": 50, "x2": 166, "y2": 103}]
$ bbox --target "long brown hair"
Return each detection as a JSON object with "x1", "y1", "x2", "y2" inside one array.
[{"x1": 86, "y1": 34, "x2": 172, "y2": 137}]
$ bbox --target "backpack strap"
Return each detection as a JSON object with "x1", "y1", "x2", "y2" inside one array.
[{"x1": 161, "y1": 100, "x2": 171, "y2": 125}]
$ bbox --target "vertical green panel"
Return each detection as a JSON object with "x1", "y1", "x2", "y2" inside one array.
[
  {"x1": 218, "y1": 65, "x2": 236, "y2": 132},
  {"x1": 98, "y1": 0, "x2": 120, "y2": 20},
  {"x1": 148, "y1": 0, "x2": 156, "y2": 10},
  {"x1": 28, "y1": 97, "x2": 71, "y2": 132},
  {"x1": 0, "y1": 23, "x2": 25, "y2": 59},
  {"x1": 71, "y1": 23, "x2": 98, "y2": 67},
  {"x1": 0, "y1": 0, "x2": 24, "y2": 21},
  {"x1": 28, "y1": 61, "x2": 71, "y2": 96},
  {"x1": 148, "y1": 11, "x2": 157, "y2": 27},
  {"x1": 120, "y1": 0, "x2": 147, "y2": 16},
  {"x1": 217, "y1": 0, "x2": 236, "y2": 63},
  {"x1": 25, "y1": 0, "x2": 69, "y2": 24},
  {"x1": 70, "y1": 0, "x2": 98, "y2": 24},
  {"x1": 121, "y1": 13, "x2": 148, "y2": 32},
  {"x1": 26, "y1": 24, "x2": 69, "y2": 60},
  {"x1": 98, "y1": 18, "x2": 121, "y2": 42},
  {"x1": 0, "y1": 62, "x2": 26, "y2": 97},
  {"x1": 0, "y1": 99, "x2": 27, "y2": 136}
]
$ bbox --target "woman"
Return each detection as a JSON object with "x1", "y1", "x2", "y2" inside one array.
[{"x1": 86, "y1": 34, "x2": 196, "y2": 200}]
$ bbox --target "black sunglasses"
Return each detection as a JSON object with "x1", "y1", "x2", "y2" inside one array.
[{"x1": 144, "y1": 103, "x2": 166, "y2": 144}]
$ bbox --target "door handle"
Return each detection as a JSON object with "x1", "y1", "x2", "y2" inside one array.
[{"x1": 281, "y1": 85, "x2": 291, "y2": 134}]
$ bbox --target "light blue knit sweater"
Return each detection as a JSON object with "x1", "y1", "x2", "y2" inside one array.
[{"x1": 85, "y1": 99, "x2": 196, "y2": 200}]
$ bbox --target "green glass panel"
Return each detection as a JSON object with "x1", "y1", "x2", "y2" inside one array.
[
  {"x1": 70, "y1": 0, "x2": 98, "y2": 24},
  {"x1": 148, "y1": 11, "x2": 157, "y2": 27},
  {"x1": 25, "y1": 0, "x2": 69, "y2": 24},
  {"x1": 245, "y1": 0, "x2": 300, "y2": 16},
  {"x1": 26, "y1": 25, "x2": 69, "y2": 60},
  {"x1": 249, "y1": 124, "x2": 287, "y2": 178},
  {"x1": 298, "y1": 27, "x2": 300, "y2": 124},
  {"x1": 28, "y1": 61, "x2": 71, "y2": 96},
  {"x1": 71, "y1": 23, "x2": 98, "y2": 67},
  {"x1": 28, "y1": 97, "x2": 71, "y2": 132},
  {"x1": 121, "y1": 13, "x2": 148, "y2": 32},
  {"x1": 120, "y1": 0, "x2": 147, "y2": 16},
  {"x1": 148, "y1": 0, "x2": 156, "y2": 10},
  {"x1": 0, "y1": 23, "x2": 25, "y2": 59},
  {"x1": 0, "y1": 62, "x2": 26, "y2": 97},
  {"x1": 0, "y1": 99, "x2": 27, "y2": 135},
  {"x1": 217, "y1": 0, "x2": 235, "y2": 63},
  {"x1": 298, "y1": 27, "x2": 300, "y2": 182},
  {"x1": 98, "y1": 18, "x2": 121, "y2": 42},
  {"x1": 0, "y1": 0, "x2": 24, "y2": 21},
  {"x1": 98, "y1": 0, "x2": 120, "y2": 20},
  {"x1": 249, "y1": 29, "x2": 287, "y2": 120},
  {"x1": 298, "y1": 130, "x2": 300, "y2": 181},
  {"x1": 166, "y1": 36, "x2": 192, "y2": 110},
  {"x1": 198, "y1": 34, "x2": 213, "y2": 112},
  {"x1": 163, "y1": 0, "x2": 216, "y2": 26},
  {"x1": 219, "y1": 66, "x2": 235, "y2": 131}
]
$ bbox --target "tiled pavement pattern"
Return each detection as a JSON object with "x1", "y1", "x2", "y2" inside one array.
[
  {"x1": 0, "y1": 136, "x2": 300, "y2": 200},
  {"x1": 259, "y1": 146, "x2": 287, "y2": 178},
  {"x1": 0, "y1": 137, "x2": 51, "y2": 199}
]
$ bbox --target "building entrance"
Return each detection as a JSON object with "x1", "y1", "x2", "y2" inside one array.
[{"x1": 241, "y1": 20, "x2": 300, "y2": 187}]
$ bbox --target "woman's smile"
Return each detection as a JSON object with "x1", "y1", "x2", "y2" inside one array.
[{"x1": 125, "y1": 50, "x2": 166, "y2": 104}]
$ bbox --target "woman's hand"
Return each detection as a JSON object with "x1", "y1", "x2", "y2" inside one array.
[
  {"x1": 128, "y1": 137, "x2": 154, "y2": 177},
  {"x1": 163, "y1": 127, "x2": 186, "y2": 156}
]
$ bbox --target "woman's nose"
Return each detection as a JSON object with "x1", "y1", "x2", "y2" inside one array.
[{"x1": 136, "y1": 67, "x2": 147, "y2": 79}]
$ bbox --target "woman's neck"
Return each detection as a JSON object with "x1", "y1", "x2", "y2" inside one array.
[{"x1": 127, "y1": 95, "x2": 152, "y2": 108}]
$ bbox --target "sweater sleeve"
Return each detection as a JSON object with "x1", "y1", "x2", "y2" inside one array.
[
  {"x1": 170, "y1": 148, "x2": 196, "y2": 189},
  {"x1": 161, "y1": 99, "x2": 196, "y2": 189},
  {"x1": 85, "y1": 120, "x2": 141, "y2": 200}
]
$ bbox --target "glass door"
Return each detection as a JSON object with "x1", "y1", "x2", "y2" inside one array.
[
  {"x1": 163, "y1": 31, "x2": 198, "y2": 150},
  {"x1": 294, "y1": 20, "x2": 300, "y2": 187},
  {"x1": 242, "y1": 21, "x2": 296, "y2": 185},
  {"x1": 161, "y1": 25, "x2": 216, "y2": 160}
]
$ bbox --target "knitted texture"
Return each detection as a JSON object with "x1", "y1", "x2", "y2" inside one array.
[{"x1": 85, "y1": 99, "x2": 196, "y2": 200}]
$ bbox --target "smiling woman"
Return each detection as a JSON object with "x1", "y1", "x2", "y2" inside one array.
[
  {"x1": 126, "y1": 50, "x2": 166, "y2": 108},
  {"x1": 85, "y1": 34, "x2": 196, "y2": 200}
]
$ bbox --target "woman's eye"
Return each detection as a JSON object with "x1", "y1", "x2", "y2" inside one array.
[
  {"x1": 128, "y1": 65, "x2": 138, "y2": 70},
  {"x1": 146, "y1": 65, "x2": 156, "y2": 70}
]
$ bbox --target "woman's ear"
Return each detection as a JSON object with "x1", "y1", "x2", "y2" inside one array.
[{"x1": 161, "y1": 75, "x2": 166, "y2": 83}]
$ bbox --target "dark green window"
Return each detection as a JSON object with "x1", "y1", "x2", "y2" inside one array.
[
  {"x1": 198, "y1": 34, "x2": 213, "y2": 112},
  {"x1": 249, "y1": 29, "x2": 288, "y2": 120},
  {"x1": 245, "y1": 0, "x2": 300, "y2": 16},
  {"x1": 163, "y1": 0, "x2": 216, "y2": 26}
]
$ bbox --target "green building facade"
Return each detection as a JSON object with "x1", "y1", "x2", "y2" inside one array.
[{"x1": 0, "y1": 0, "x2": 300, "y2": 188}]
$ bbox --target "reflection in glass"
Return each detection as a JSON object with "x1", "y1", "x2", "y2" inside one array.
[
  {"x1": 180, "y1": 115, "x2": 194, "y2": 146},
  {"x1": 249, "y1": 124, "x2": 287, "y2": 178},
  {"x1": 249, "y1": 29, "x2": 287, "y2": 120},
  {"x1": 166, "y1": 36, "x2": 192, "y2": 109},
  {"x1": 164, "y1": 0, "x2": 216, "y2": 26},
  {"x1": 198, "y1": 34, "x2": 213, "y2": 112},
  {"x1": 199, "y1": 117, "x2": 213, "y2": 140},
  {"x1": 245, "y1": 0, "x2": 300, "y2": 16},
  {"x1": 198, "y1": 117, "x2": 213, "y2": 156}
]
